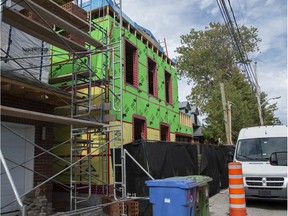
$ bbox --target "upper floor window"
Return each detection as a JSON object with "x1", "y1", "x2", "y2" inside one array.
[
  {"x1": 164, "y1": 70, "x2": 172, "y2": 104},
  {"x1": 125, "y1": 39, "x2": 138, "y2": 87},
  {"x1": 147, "y1": 57, "x2": 158, "y2": 97}
]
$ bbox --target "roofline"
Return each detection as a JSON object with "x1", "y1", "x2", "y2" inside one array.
[{"x1": 91, "y1": 5, "x2": 176, "y2": 67}]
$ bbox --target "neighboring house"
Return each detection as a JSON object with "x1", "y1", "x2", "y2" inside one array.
[
  {"x1": 190, "y1": 106, "x2": 204, "y2": 143},
  {"x1": 179, "y1": 101, "x2": 191, "y2": 114},
  {"x1": 179, "y1": 102, "x2": 204, "y2": 143}
]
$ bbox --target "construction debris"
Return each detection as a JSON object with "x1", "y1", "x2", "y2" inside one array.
[{"x1": 21, "y1": 187, "x2": 53, "y2": 216}]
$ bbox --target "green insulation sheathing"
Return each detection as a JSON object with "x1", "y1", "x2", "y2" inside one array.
[{"x1": 50, "y1": 13, "x2": 192, "y2": 137}]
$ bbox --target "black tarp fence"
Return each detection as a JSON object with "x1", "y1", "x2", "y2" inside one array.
[
  {"x1": 113, "y1": 140, "x2": 235, "y2": 216},
  {"x1": 199, "y1": 144, "x2": 235, "y2": 196}
]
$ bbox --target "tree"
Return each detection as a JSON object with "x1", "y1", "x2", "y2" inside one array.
[{"x1": 176, "y1": 22, "x2": 279, "y2": 143}]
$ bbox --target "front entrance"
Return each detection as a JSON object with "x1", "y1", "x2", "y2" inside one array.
[{"x1": 1, "y1": 122, "x2": 35, "y2": 213}]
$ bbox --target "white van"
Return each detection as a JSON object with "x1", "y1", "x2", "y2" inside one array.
[{"x1": 234, "y1": 125, "x2": 287, "y2": 200}]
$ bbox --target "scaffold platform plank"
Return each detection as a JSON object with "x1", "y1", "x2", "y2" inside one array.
[
  {"x1": 2, "y1": 5, "x2": 88, "y2": 53},
  {"x1": 55, "y1": 103, "x2": 111, "y2": 115},
  {"x1": 0, "y1": 105, "x2": 106, "y2": 127},
  {"x1": 32, "y1": 0, "x2": 94, "y2": 32},
  {"x1": 48, "y1": 71, "x2": 91, "y2": 84},
  {"x1": 14, "y1": 0, "x2": 103, "y2": 48},
  {"x1": 52, "y1": 0, "x2": 74, "y2": 5}
]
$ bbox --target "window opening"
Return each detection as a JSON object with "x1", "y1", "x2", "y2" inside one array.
[
  {"x1": 165, "y1": 70, "x2": 172, "y2": 104},
  {"x1": 133, "y1": 117, "x2": 146, "y2": 141},
  {"x1": 148, "y1": 57, "x2": 157, "y2": 97},
  {"x1": 176, "y1": 135, "x2": 192, "y2": 143},
  {"x1": 125, "y1": 40, "x2": 138, "y2": 87},
  {"x1": 160, "y1": 124, "x2": 170, "y2": 141}
]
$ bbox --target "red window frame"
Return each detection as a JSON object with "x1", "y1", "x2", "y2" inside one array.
[
  {"x1": 147, "y1": 56, "x2": 158, "y2": 98},
  {"x1": 132, "y1": 115, "x2": 147, "y2": 141},
  {"x1": 160, "y1": 122, "x2": 170, "y2": 141},
  {"x1": 125, "y1": 39, "x2": 138, "y2": 88},
  {"x1": 164, "y1": 70, "x2": 172, "y2": 104}
]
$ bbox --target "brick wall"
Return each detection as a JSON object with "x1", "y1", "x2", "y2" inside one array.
[{"x1": 1, "y1": 94, "x2": 56, "y2": 201}]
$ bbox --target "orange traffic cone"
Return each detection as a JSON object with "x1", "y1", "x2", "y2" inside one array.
[{"x1": 228, "y1": 162, "x2": 246, "y2": 216}]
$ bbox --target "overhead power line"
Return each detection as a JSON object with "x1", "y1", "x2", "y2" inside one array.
[{"x1": 216, "y1": 0, "x2": 257, "y2": 90}]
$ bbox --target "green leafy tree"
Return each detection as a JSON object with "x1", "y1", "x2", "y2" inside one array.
[{"x1": 176, "y1": 22, "x2": 279, "y2": 143}]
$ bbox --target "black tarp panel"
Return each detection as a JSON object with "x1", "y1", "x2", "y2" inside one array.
[
  {"x1": 200, "y1": 145, "x2": 235, "y2": 196},
  {"x1": 200, "y1": 145, "x2": 220, "y2": 196},
  {"x1": 217, "y1": 145, "x2": 235, "y2": 189},
  {"x1": 146, "y1": 141, "x2": 198, "y2": 179}
]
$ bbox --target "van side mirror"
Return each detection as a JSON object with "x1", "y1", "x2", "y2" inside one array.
[
  {"x1": 227, "y1": 151, "x2": 234, "y2": 163},
  {"x1": 269, "y1": 152, "x2": 287, "y2": 166}
]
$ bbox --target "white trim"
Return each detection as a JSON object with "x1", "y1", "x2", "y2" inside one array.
[
  {"x1": 229, "y1": 164, "x2": 242, "y2": 169},
  {"x1": 229, "y1": 184, "x2": 244, "y2": 188},
  {"x1": 229, "y1": 194, "x2": 245, "y2": 199},
  {"x1": 229, "y1": 204, "x2": 246, "y2": 208},
  {"x1": 229, "y1": 175, "x2": 243, "y2": 179}
]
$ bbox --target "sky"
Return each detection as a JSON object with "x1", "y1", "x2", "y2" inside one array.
[{"x1": 122, "y1": 0, "x2": 287, "y2": 125}]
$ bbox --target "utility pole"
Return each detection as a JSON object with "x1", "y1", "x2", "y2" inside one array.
[
  {"x1": 254, "y1": 62, "x2": 264, "y2": 126},
  {"x1": 220, "y1": 83, "x2": 229, "y2": 144},
  {"x1": 227, "y1": 101, "x2": 233, "y2": 145}
]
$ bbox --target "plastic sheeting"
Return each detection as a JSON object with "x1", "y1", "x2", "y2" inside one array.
[{"x1": 1, "y1": 22, "x2": 50, "y2": 83}]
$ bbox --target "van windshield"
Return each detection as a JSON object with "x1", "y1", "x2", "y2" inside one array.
[{"x1": 236, "y1": 137, "x2": 287, "y2": 161}]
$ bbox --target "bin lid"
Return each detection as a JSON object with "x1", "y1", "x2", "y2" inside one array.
[
  {"x1": 185, "y1": 175, "x2": 212, "y2": 183},
  {"x1": 145, "y1": 178, "x2": 198, "y2": 189},
  {"x1": 167, "y1": 175, "x2": 212, "y2": 186}
]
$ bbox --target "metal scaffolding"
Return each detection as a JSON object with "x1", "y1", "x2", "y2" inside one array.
[{"x1": 1, "y1": 0, "x2": 119, "y2": 214}]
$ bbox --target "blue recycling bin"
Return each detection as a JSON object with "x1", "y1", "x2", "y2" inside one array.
[{"x1": 146, "y1": 178, "x2": 198, "y2": 216}]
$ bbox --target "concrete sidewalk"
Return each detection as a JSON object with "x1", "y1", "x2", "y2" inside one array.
[
  {"x1": 208, "y1": 189, "x2": 287, "y2": 216},
  {"x1": 209, "y1": 189, "x2": 230, "y2": 216}
]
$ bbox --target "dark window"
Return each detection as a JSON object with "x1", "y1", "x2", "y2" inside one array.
[
  {"x1": 133, "y1": 117, "x2": 146, "y2": 141},
  {"x1": 176, "y1": 135, "x2": 192, "y2": 143},
  {"x1": 147, "y1": 57, "x2": 157, "y2": 97},
  {"x1": 160, "y1": 124, "x2": 170, "y2": 141},
  {"x1": 165, "y1": 70, "x2": 172, "y2": 104},
  {"x1": 125, "y1": 40, "x2": 138, "y2": 87}
]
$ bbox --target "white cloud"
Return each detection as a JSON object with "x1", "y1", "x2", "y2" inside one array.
[
  {"x1": 199, "y1": 0, "x2": 213, "y2": 10},
  {"x1": 258, "y1": 65, "x2": 287, "y2": 124},
  {"x1": 210, "y1": 6, "x2": 219, "y2": 16},
  {"x1": 241, "y1": 1, "x2": 287, "y2": 55},
  {"x1": 178, "y1": 78, "x2": 193, "y2": 101},
  {"x1": 265, "y1": 0, "x2": 276, "y2": 6}
]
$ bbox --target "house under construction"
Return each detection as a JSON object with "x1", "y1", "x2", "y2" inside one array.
[{"x1": 1, "y1": 0, "x2": 194, "y2": 215}]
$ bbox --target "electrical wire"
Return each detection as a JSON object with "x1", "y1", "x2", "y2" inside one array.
[
  {"x1": 227, "y1": 0, "x2": 257, "y2": 85},
  {"x1": 215, "y1": 0, "x2": 257, "y2": 90}
]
